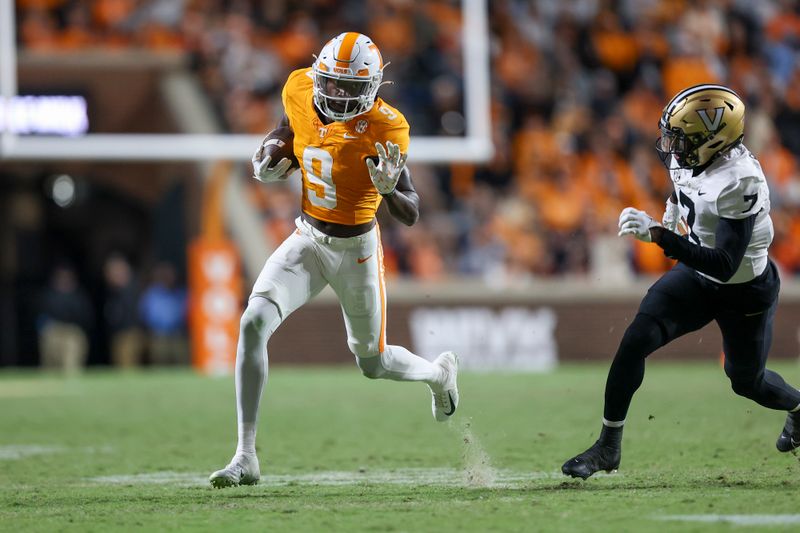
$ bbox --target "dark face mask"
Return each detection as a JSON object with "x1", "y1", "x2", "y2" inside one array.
[{"x1": 656, "y1": 128, "x2": 692, "y2": 170}]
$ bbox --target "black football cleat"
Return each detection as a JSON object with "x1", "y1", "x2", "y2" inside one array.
[
  {"x1": 776, "y1": 412, "x2": 800, "y2": 453},
  {"x1": 562, "y1": 441, "x2": 621, "y2": 480}
]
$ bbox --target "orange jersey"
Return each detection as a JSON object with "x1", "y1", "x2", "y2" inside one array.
[{"x1": 281, "y1": 68, "x2": 410, "y2": 225}]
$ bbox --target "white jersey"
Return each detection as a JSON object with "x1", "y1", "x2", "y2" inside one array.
[{"x1": 669, "y1": 144, "x2": 773, "y2": 284}]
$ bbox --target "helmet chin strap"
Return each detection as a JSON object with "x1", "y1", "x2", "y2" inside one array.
[
  {"x1": 316, "y1": 86, "x2": 381, "y2": 121},
  {"x1": 315, "y1": 93, "x2": 361, "y2": 122}
]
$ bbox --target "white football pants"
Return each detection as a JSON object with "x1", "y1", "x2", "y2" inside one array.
[
  {"x1": 233, "y1": 217, "x2": 441, "y2": 456},
  {"x1": 252, "y1": 216, "x2": 389, "y2": 357}
]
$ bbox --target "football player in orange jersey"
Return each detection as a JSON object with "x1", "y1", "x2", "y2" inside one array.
[{"x1": 209, "y1": 32, "x2": 459, "y2": 488}]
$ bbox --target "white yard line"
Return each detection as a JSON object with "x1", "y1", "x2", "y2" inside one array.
[
  {"x1": 656, "y1": 515, "x2": 800, "y2": 526},
  {"x1": 0, "y1": 445, "x2": 64, "y2": 460},
  {"x1": 87, "y1": 468, "x2": 576, "y2": 488},
  {"x1": 0, "y1": 444, "x2": 112, "y2": 460}
]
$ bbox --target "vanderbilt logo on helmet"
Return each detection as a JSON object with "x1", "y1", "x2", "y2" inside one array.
[
  {"x1": 656, "y1": 84, "x2": 745, "y2": 171},
  {"x1": 696, "y1": 107, "x2": 725, "y2": 132}
]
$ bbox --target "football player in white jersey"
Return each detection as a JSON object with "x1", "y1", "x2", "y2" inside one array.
[{"x1": 562, "y1": 85, "x2": 800, "y2": 480}]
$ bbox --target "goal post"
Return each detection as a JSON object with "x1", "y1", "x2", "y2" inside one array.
[{"x1": 0, "y1": 0, "x2": 492, "y2": 164}]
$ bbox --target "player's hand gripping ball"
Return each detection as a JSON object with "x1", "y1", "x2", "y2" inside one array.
[{"x1": 252, "y1": 127, "x2": 298, "y2": 183}]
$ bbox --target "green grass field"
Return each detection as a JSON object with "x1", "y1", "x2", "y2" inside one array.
[{"x1": 2, "y1": 362, "x2": 800, "y2": 532}]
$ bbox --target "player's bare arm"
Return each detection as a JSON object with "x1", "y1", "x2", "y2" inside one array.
[
  {"x1": 379, "y1": 166, "x2": 419, "y2": 226},
  {"x1": 366, "y1": 140, "x2": 418, "y2": 225}
]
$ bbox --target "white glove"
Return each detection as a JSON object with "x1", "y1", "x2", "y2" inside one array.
[
  {"x1": 252, "y1": 142, "x2": 293, "y2": 184},
  {"x1": 661, "y1": 199, "x2": 686, "y2": 234},
  {"x1": 618, "y1": 207, "x2": 660, "y2": 243},
  {"x1": 366, "y1": 140, "x2": 408, "y2": 195}
]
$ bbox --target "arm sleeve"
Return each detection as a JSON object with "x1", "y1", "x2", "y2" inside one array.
[{"x1": 652, "y1": 214, "x2": 756, "y2": 282}]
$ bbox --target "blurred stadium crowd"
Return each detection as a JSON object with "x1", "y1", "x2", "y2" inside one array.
[
  {"x1": 9, "y1": 0, "x2": 800, "y2": 372},
  {"x1": 14, "y1": 0, "x2": 800, "y2": 286}
]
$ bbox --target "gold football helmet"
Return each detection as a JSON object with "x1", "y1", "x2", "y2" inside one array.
[{"x1": 656, "y1": 84, "x2": 745, "y2": 170}]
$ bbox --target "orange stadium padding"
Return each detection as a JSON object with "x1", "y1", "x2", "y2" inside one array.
[
  {"x1": 188, "y1": 238, "x2": 242, "y2": 375},
  {"x1": 188, "y1": 161, "x2": 243, "y2": 374}
]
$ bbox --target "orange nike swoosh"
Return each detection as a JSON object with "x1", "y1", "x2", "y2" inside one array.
[{"x1": 357, "y1": 255, "x2": 372, "y2": 264}]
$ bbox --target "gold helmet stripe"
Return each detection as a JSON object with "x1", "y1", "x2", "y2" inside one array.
[{"x1": 664, "y1": 84, "x2": 741, "y2": 120}]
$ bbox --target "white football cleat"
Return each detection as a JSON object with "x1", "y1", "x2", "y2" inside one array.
[
  {"x1": 429, "y1": 351, "x2": 459, "y2": 422},
  {"x1": 209, "y1": 453, "x2": 260, "y2": 488}
]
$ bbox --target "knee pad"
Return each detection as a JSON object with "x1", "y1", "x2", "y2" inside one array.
[
  {"x1": 726, "y1": 366, "x2": 762, "y2": 399},
  {"x1": 356, "y1": 355, "x2": 385, "y2": 379},
  {"x1": 240, "y1": 297, "x2": 282, "y2": 338},
  {"x1": 729, "y1": 379, "x2": 757, "y2": 398},
  {"x1": 348, "y1": 338, "x2": 380, "y2": 360}
]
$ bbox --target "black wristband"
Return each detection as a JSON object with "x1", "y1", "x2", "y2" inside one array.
[{"x1": 649, "y1": 226, "x2": 666, "y2": 245}]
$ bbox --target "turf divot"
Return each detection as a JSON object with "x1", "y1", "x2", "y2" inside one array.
[{"x1": 455, "y1": 418, "x2": 497, "y2": 487}]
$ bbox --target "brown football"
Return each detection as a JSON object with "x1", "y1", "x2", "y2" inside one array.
[{"x1": 257, "y1": 126, "x2": 298, "y2": 170}]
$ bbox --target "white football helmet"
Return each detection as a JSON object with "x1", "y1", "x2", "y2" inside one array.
[{"x1": 311, "y1": 32, "x2": 386, "y2": 122}]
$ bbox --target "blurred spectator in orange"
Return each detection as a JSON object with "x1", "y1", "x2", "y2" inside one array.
[
  {"x1": 19, "y1": 6, "x2": 60, "y2": 51},
  {"x1": 590, "y1": 8, "x2": 639, "y2": 76},
  {"x1": 632, "y1": 239, "x2": 676, "y2": 275},
  {"x1": 57, "y1": 2, "x2": 95, "y2": 49},
  {"x1": 529, "y1": 164, "x2": 588, "y2": 235},
  {"x1": 771, "y1": 211, "x2": 800, "y2": 275},
  {"x1": 661, "y1": 27, "x2": 721, "y2": 99}
]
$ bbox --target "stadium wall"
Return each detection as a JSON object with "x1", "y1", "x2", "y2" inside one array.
[{"x1": 267, "y1": 280, "x2": 800, "y2": 370}]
